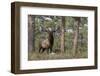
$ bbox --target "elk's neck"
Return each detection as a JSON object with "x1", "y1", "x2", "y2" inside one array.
[{"x1": 48, "y1": 33, "x2": 54, "y2": 45}]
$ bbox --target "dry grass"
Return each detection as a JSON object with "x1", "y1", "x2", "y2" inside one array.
[{"x1": 28, "y1": 50, "x2": 88, "y2": 61}]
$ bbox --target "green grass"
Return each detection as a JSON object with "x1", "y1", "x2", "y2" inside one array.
[{"x1": 28, "y1": 49, "x2": 88, "y2": 61}]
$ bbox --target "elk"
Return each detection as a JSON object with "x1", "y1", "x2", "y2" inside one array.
[{"x1": 39, "y1": 28, "x2": 54, "y2": 54}]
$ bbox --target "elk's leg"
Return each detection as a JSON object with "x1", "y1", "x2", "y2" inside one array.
[
  {"x1": 50, "y1": 47, "x2": 52, "y2": 53},
  {"x1": 39, "y1": 47, "x2": 42, "y2": 53},
  {"x1": 47, "y1": 48, "x2": 50, "y2": 54},
  {"x1": 41, "y1": 48, "x2": 45, "y2": 53}
]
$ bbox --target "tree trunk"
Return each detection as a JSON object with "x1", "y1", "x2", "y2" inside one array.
[
  {"x1": 28, "y1": 15, "x2": 35, "y2": 52},
  {"x1": 60, "y1": 17, "x2": 65, "y2": 52},
  {"x1": 73, "y1": 17, "x2": 80, "y2": 56},
  {"x1": 32, "y1": 16, "x2": 35, "y2": 51}
]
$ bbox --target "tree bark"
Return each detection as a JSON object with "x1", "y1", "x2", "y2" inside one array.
[
  {"x1": 73, "y1": 17, "x2": 80, "y2": 56},
  {"x1": 60, "y1": 17, "x2": 65, "y2": 52},
  {"x1": 28, "y1": 15, "x2": 35, "y2": 52}
]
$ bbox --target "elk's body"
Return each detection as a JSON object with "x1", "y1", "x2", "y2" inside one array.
[
  {"x1": 41, "y1": 39, "x2": 50, "y2": 49},
  {"x1": 39, "y1": 28, "x2": 54, "y2": 53}
]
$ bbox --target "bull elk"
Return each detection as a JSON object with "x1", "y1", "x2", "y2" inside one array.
[{"x1": 39, "y1": 28, "x2": 54, "y2": 54}]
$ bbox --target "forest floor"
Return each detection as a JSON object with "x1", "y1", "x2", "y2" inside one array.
[{"x1": 28, "y1": 50, "x2": 88, "y2": 60}]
